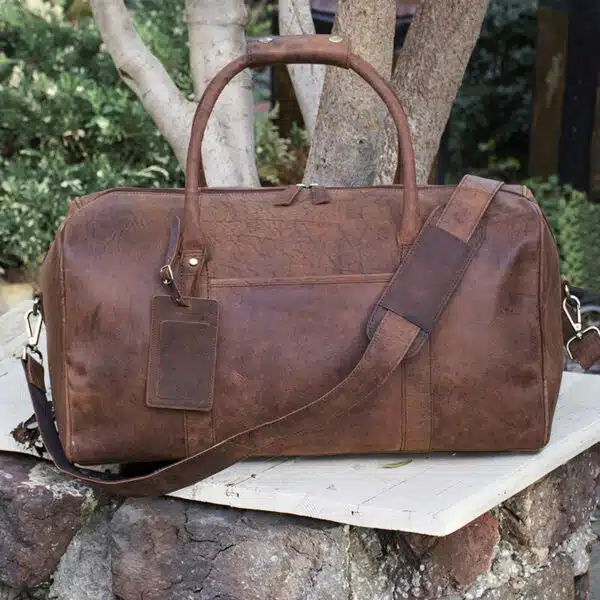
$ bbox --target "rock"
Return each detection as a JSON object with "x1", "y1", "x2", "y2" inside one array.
[
  {"x1": 480, "y1": 554, "x2": 574, "y2": 600},
  {"x1": 560, "y1": 524, "x2": 597, "y2": 577},
  {"x1": 421, "y1": 514, "x2": 500, "y2": 592},
  {"x1": 384, "y1": 514, "x2": 502, "y2": 598},
  {"x1": 347, "y1": 527, "x2": 412, "y2": 600},
  {"x1": 111, "y1": 498, "x2": 350, "y2": 600},
  {"x1": 574, "y1": 573, "x2": 589, "y2": 600},
  {"x1": 49, "y1": 505, "x2": 117, "y2": 600},
  {"x1": 502, "y1": 450, "x2": 600, "y2": 551},
  {"x1": 0, "y1": 583, "x2": 48, "y2": 599},
  {"x1": 0, "y1": 445, "x2": 598, "y2": 599},
  {"x1": 0, "y1": 454, "x2": 97, "y2": 589},
  {"x1": 0, "y1": 584, "x2": 21, "y2": 600},
  {"x1": 403, "y1": 532, "x2": 438, "y2": 558}
]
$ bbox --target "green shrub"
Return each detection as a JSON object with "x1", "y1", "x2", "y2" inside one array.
[
  {"x1": 558, "y1": 191, "x2": 600, "y2": 291},
  {"x1": 246, "y1": 0, "x2": 276, "y2": 38},
  {"x1": 255, "y1": 106, "x2": 308, "y2": 186},
  {"x1": 527, "y1": 176, "x2": 600, "y2": 290},
  {"x1": 446, "y1": 0, "x2": 537, "y2": 182},
  {"x1": 524, "y1": 176, "x2": 564, "y2": 260},
  {"x1": 0, "y1": 0, "x2": 185, "y2": 270}
]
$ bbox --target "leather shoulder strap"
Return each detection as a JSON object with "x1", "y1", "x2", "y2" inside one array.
[{"x1": 22, "y1": 176, "x2": 500, "y2": 497}]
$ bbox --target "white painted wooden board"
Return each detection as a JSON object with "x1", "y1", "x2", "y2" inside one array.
[
  {"x1": 0, "y1": 301, "x2": 43, "y2": 454},
  {"x1": 2, "y1": 302, "x2": 600, "y2": 536}
]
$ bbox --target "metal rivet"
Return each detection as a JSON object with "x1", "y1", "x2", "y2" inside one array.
[
  {"x1": 188, "y1": 257, "x2": 199, "y2": 267},
  {"x1": 258, "y1": 36, "x2": 273, "y2": 43},
  {"x1": 329, "y1": 35, "x2": 343, "y2": 43}
]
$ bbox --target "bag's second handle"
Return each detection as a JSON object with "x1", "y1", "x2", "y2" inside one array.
[{"x1": 184, "y1": 34, "x2": 420, "y2": 246}]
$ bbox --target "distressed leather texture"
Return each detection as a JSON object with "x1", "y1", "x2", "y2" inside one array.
[
  {"x1": 146, "y1": 296, "x2": 219, "y2": 411},
  {"x1": 30, "y1": 35, "x2": 565, "y2": 495},
  {"x1": 40, "y1": 177, "x2": 564, "y2": 465}
]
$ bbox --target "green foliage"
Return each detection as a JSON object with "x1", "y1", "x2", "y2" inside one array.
[
  {"x1": 127, "y1": 0, "x2": 193, "y2": 95},
  {"x1": 524, "y1": 176, "x2": 564, "y2": 255},
  {"x1": 446, "y1": 0, "x2": 537, "y2": 182},
  {"x1": 0, "y1": 0, "x2": 185, "y2": 269},
  {"x1": 557, "y1": 193, "x2": 600, "y2": 292},
  {"x1": 246, "y1": 1, "x2": 276, "y2": 39},
  {"x1": 471, "y1": 140, "x2": 522, "y2": 182},
  {"x1": 527, "y1": 177, "x2": 600, "y2": 290},
  {"x1": 255, "y1": 106, "x2": 308, "y2": 186}
]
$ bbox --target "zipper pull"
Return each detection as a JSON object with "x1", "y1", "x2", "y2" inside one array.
[
  {"x1": 273, "y1": 184, "x2": 305, "y2": 207},
  {"x1": 273, "y1": 183, "x2": 331, "y2": 206},
  {"x1": 309, "y1": 183, "x2": 330, "y2": 205}
]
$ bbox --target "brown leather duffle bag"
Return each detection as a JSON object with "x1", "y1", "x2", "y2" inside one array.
[{"x1": 21, "y1": 35, "x2": 600, "y2": 496}]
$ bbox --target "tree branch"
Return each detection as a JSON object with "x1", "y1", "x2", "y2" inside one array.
[
  {"x1": 278, "y1": 0, "x2": 324, "y2": 138},
  {"x1": 186, "y1": 0, "x2": 259, "y2": 186},
  {"x1": 89, "y1": 0, "x2": 195, "y2": 169},
  {"x1": 376, "y1": 0, "x2": 490, "y2": 184},
  {"x1": 303, "y1": 0, "x2": 396, "y2": 186}
]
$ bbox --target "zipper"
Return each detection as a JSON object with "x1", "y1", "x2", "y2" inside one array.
[{"x1": 294, "y1": 183, "x2": 330, "y2": 205}]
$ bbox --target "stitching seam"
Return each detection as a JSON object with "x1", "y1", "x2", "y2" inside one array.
[
  {"x1": 366, "y1": 207, "x2": 443, "y2": 335},
  {"x1": 58, "y1": 222, "x2": 72, "y2": 459},
  {"x1": 535, "y1": 204, "x2": 549, "y2": 443},
  {"x1": 427, "y1": 338, "x2": 432, "y2": 452}
]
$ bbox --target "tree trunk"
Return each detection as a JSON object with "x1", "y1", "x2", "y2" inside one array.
[
  {"x1": 186, "y1": 0, "x2": 259, "y2": 186},
  {"x1": 90, "y1": 0, "x2": 259, "y2": 186},
  {"x1": 278, "y1": 0, "x2": 324, "y2": 139},
  {"x1": 376, "y1": 0, "x2": 490, "y2": 185},
  {"x1": 89, "y1": 0, "x2": 196, "y2": 169},
  {"x1": 92, "y1": 0, "x2": 488, "y2": 188},
  {"x1": 303, "y1": 0, "x2": 397, "y2": 186}
]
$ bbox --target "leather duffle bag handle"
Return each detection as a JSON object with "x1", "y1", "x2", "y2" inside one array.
[{"x1": 182, "y1": 34, "x2": 421, "y2": 251}]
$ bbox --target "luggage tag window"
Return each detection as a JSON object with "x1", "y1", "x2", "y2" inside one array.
[{"x1": 147, "y1": 295, "x2": 219, "y2": 411}]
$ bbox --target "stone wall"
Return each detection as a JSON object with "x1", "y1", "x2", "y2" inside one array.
[{"x1": 1, "y1": 447, "x2": 599, "y2": 600}]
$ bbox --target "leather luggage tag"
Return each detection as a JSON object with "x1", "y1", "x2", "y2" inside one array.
[{"x1": 146, "y1": 295, "x2": 219, "y2": 411}]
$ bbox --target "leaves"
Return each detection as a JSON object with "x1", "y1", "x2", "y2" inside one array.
[
  {"x1": 255, "y1": 106, "x2": 309, "y2": 186},
  {"x1": 0, "y1": 0, "x2": 184, "y2": 269},
  {"x1": 246, "y1": 1, "x2": 276, "y2": 38},
  {"x1": 381, "y1": 459, "x2": 413, "y2": 469},
  {"x1": 526, "y1": 177, "x2": 600, "y2": 290},
  {"x1": 446, "y1": 0, "x2": 537, "y2": 183}
]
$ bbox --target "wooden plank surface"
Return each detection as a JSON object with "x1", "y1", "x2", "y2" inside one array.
[
  {"x1": 2, "y1": 302, "x2": 600, "y2": 536},
  {"x1": 0, "y1": 300, "x2": 40, "y2": 454}
]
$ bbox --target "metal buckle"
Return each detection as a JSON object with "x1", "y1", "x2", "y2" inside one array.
[
  {"x1": 159, "y1": 264, "x2": 174, "y2": 286},
  {"x1": 563, "y1": 293, "x2": 582, "y2": 335},
  {"x1": 22, "y1": 298, "x2": 43, "y2": 360},
  {"x1": 563, "y1": 288, "x2": 600, "y2": 359},
  {"x1": 21, "y1": 344, "x2": 43, "y2": 362},
  {"x1": 25, "y1": 298, "x2": 42, "y2": 348}
]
